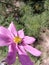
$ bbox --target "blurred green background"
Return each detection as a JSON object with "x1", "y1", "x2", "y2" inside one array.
[{"x1": 0, "y1": 0, "x2": 49, "y2": 65}]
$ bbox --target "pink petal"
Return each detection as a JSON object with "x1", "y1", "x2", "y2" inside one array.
[
  {"x1": 17, "y1": 45, "x2": 34, "y2": 65},
  {"x1": 0, "y1": 34, "x2": 11, "y2": 46},
  {"x1": 6, "y1": 44, "x2": 16, "y2": 65},
  {"x1": 23, "y1": 36, "x2": 36, "y2": 44},
  {"x1": 0, "y1": 26, "x2": 12, "y2": 39},
  {"x1": 18, "y1": 29, "x2": 24, "y2": 38},
  {"x1": 24, "y1": 45, "x2": 41, "y2": 56},
  {"x1": 8, "y1": 22, "x2": 17, "y2": 36}
]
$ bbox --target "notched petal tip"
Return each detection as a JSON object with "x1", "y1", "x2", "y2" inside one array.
[
  {"x1": 24, "y1": 45, "x2": 42, "y2": 57},
  {"x1": 23, "y1": 36, "x2": 36, "y2": 44},
  {"x1": 8, "y1": 21, "x2": 17, "y2": 36},
  {"x1": 18, "y1": 29, "x2": 24, "y2": 39},
  {"x1": 10, "y1": 21, "x2": 14, "y2": 25},
  {"x1": 36, "y1": 51, "x2": 42, "y2": 57}
]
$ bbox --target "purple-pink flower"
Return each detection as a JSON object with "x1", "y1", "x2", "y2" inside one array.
[{"x1": 0, "y1": 22, "x2": 41, "y2": 65}]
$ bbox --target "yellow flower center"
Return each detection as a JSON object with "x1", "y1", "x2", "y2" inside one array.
[{"x1": 14, "y1": 36, "x2": 22, "y2": 44}]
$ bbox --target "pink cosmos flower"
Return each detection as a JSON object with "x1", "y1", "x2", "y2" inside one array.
[{"x1": 0, "y1": 22, "x2": 41, "y2": 65}]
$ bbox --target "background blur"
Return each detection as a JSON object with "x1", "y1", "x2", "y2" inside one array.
[{"x1": 0, "y1": 0, "x2": 49, "y2": 65}]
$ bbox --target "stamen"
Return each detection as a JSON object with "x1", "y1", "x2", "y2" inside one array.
[{"x1": 14, "y1": 36, "x2": 22, "y2": 44}]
